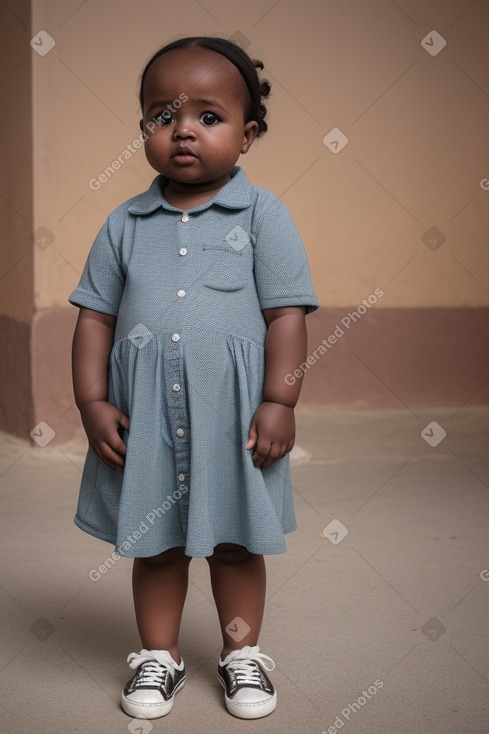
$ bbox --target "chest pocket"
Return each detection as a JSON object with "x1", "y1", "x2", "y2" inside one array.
[{"x1": 202, "y1": 240, "x2": 253, "y2": 292}]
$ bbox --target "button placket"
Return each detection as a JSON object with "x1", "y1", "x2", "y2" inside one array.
[
  {"x1": 167, "y1": 209, "x2": 192, "y2": 524},
  {"x1": 165, "y1": 333, "x2": 190, "y2": 526},
  {"x1": 177, "y1": 209, "x2": 190, "y2": 294}
]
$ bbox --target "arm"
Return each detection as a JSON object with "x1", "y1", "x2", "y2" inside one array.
[
  {"x1": 72, "y1": 307, "x2": 129, "y2": 470},
  {"x1": 245, "y1": 306, "x2": 307, "y2": 467}
]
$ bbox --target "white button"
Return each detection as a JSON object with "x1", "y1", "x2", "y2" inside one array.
[
  {"x1": 177, "y1": 289, "x2": 185, "y2": 297},
  {"x1": 179, "y1": 247, "x2": 187, "y2": 256},
  {"x1": 178, "y1": 473, "x2": 185, "y2": 481},
  {"x1": 176, "y1": 427, "x2": 184, "y2": 437},
  {"x1": 172, "y1": 383, "x2": 181, "y2": 392},
  {"x1": 171, "y1": 333, "x2": 180, "y2": 342},
  {"x1": 181, "y1": 212, "x2": 189, "y2": 222}
]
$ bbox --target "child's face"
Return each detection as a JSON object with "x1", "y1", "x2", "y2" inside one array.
[{"x1": 141, "y1": 47, "x2": 259, "y2": 190}]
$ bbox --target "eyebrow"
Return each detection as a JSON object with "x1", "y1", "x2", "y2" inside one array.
[
  {"x1": 146, "y1": 97, "x2": 227, "y2": 114},
  {"x1": 194, "y1": 98, "x2": 226, "y2": 112}
]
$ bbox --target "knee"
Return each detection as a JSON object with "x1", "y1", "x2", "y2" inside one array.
[
  {"x1": 206, "y1": 543, "x2": 253, "y2": 565},
  {"x1": 136, "y1": 546, "x2": 190, "y2": 569}
]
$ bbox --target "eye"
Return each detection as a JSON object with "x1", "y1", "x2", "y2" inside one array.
[
  {"x1": 200, "y1": 112, "x2": 220, "y2": 126},
  {"x1": 153, "y1": 109, "x2": 173, "y2": 126}
]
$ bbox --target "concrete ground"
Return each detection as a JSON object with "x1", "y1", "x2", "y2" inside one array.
[{"x1": 1, "y1": 409, "x2": 488, "y2": 734}]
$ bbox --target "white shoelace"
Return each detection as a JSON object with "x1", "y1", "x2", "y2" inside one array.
[
  {"x1": 127, "y1": 649, "x2": 180, "y2": 687},
  {"x1": 224, "y1": 646, "x2": 275, "y2": 686}
]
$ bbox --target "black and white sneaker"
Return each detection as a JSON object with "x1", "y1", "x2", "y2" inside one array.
[
  {"x1": 121, "y1": 649, "x2": 186, "y2": 719},
  {"x1": 217, "y1": 645, "x2": 277, "y2": 719}
]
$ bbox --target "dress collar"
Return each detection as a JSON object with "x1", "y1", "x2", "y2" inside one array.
[{"x1": 127, "y1": 165, "x2": 252, "y2": 215}]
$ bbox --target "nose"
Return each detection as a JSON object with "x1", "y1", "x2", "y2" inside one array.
[{"x1": 172, "y1": 117, "x2": 196, "y2": 140}]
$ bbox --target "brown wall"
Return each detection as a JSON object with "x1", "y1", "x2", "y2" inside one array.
[
  {"x1": 0, "y1": 0, "x2": 34, "y2": 436},
  {"x1": 1, "y1": 0, "x2": 488, "y2": 443}
]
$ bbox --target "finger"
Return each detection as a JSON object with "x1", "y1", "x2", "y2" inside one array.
[
  {"x1": 118, "y1": 411, "x2": 130, "y2": 431},
  {"x1": 109, "y1": 432, "x2": 127, "y2": 458},
  {"x1": 252, "y1": 440, "x2": 272, "y2": 467},
  {"x1": 93, "y1": 445, "x2": 122, "y2": 471},
  {"x1": 100, "y1": 441, "x2": 126, "y2": 469},
  {"x1": 261, "y1": 442, "x2": 285, "y2": 468},
  {"x1": 246, "y1": 421, "x2": 258, "y2": 450}
]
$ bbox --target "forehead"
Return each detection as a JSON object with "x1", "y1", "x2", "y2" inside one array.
[{"x1": 143, "y1": 46, "x2": 246, "y2": 109}]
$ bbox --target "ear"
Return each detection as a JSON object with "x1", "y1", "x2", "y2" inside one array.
[
  {"x1": 139, "y1": 119, "x2": 144, "y2": 132},
  {"x1": 241, "y1": 120, "x2": 259, "y2": 154}
]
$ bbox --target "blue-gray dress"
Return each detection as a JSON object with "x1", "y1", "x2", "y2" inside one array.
[{"x1": 69, "y1": 166, "x2": 319, "y2": 558}]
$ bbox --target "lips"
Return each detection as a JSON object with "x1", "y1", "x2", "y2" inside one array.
[{"x1": 173, "y1": 147, "x2": 196, "y2": 159}]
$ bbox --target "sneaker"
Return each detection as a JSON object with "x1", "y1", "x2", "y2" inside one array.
[
  {"x1": 217, "y1": 645, "x2": 277, "y2": 719},
  {"x1": 121, "y1": 649, "x2": 186, "y2": 719}
]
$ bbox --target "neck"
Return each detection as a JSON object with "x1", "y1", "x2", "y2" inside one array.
[{"x1": 162, "y1": 170, "x2": 234, "y2": 207}]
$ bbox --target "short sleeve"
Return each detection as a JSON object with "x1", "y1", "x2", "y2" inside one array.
[
  {"x1": 68, "y1": 214, "x2": 125, "y2": 316},
  {"x1": 252, "y1": 200, "x2": 319, "y2": 314}
]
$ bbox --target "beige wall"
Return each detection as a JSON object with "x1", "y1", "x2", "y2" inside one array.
[
  {"x1": 1, "y1": 0, "x2": 489, "y2": 440},
  {"x1": 29, "y1": 0, "x2": 489, "y2": 311}
]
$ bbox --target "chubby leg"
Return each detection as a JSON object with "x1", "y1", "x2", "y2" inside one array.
[
  {"x1": 206, "y1": 543, "x2": 266, "y2": 658},
  {"x1": 132, "y1": 546, "x2": 191, "y2": 664}
]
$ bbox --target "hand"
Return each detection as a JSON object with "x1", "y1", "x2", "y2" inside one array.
[
  {"x1": 79, "y1": 400, "x2": 130, "y2": 471},
  {"x1": 245, "y1": 401, "x2": 295, "y2": 468}
]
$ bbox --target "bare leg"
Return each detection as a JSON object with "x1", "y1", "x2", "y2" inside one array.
[
  {"x1": 206, "y1": 543, "x2": 266, "y2": 659},
  {"x1": 132, "y1": 546, "x2": 191, "y2": 664}
]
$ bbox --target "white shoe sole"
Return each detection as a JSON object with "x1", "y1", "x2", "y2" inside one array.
[
  {"x1": 121, "y1": 676, "x2": 186, "y2": 719},
  {"x1": 218, "y1": 676, "x2": 277, "y2": 719}
]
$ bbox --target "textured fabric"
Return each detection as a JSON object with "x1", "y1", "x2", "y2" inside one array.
[{"x1": 69, "y1": 165, "x2": 319, "y2": 558}]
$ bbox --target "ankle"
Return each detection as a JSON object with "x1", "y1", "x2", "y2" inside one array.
[
  {"x1": 220, "y1": 648, "x2": 232, "y2": 661},
  {"x1": 143, "y1": 644, "x2": 181, "y2": 665},
  {"x1": 167, "y1": 647, "x2": 182, "y2": 665}
]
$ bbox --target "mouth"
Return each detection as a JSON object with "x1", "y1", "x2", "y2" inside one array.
[{"x1": 172, "y1": 148, "x2": 197, "y2": 164}]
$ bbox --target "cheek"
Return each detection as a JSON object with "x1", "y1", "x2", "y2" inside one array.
[
  {"x1": 144, "y1": 132, "x2": 168, "y2": 157},
  {"x1": 203, "y1": 127, "x2": 241, "y2": 150},
  {"x1": 143, "y1": 144, "x2": 163, "y2": 171}
]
